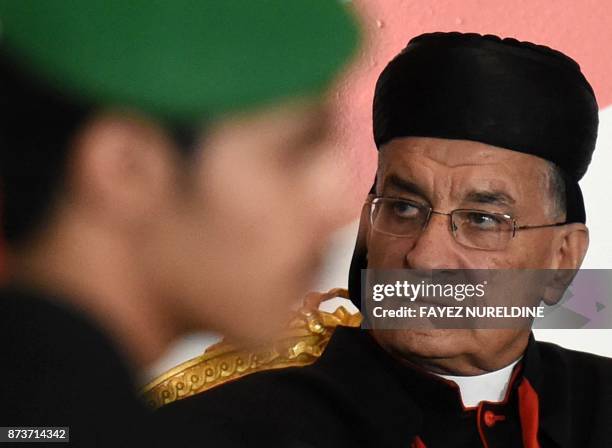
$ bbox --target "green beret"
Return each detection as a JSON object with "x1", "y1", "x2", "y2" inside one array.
[{"x1": 0, "y1": 0, "x2": 359, "y2": 123}]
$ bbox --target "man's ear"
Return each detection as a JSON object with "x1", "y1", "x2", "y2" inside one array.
[
  {"x1": 553, "y1": 223, "x2": 589, "y2": 270},
  {"x1": 69, "y1": 113, "x2": 178, "y2": 228},
  {"x1": 541, "y1": 223, "x2": 589, "y2": 305}
]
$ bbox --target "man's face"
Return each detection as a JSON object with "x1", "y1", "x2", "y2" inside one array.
[
  {"x1": 368, "y1": 136, "x2": 582, "y2": 373},
  {"x1": 143, "y1": 99, "x2": 344, "y2": 343}
]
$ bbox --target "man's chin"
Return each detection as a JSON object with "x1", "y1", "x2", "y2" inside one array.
[{"x1": 371, "y1": 328, "x2": 475, "y2": 360}]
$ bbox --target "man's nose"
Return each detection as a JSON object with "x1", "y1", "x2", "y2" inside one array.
[{"x1": 405, "y1": 212, "x2": 462, "y2": 269}]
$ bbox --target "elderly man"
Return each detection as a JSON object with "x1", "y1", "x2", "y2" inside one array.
[{"x1": 153, "y1": 33, "x2": 612, "y2": 447}]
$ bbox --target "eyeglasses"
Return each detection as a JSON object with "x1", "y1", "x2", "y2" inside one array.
[{"x1": 367, "y1": 197, "x2": 567, "y2": 251}]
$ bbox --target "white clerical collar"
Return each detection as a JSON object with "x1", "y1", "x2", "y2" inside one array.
[{"x1": 434, "y1": 358, "x2": 522, "y2": 408}]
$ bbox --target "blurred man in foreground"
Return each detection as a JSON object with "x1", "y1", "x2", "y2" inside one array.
[
  {"x1": 153, "y1": 33, "x2": 612, "y2": 447},
  {"x1": 0, "y1": 1, "x2": 358, "y2": 445}
]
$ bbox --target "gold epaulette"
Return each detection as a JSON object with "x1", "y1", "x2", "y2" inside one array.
[{"x1": 141, "y1": 288, "x2": 362, "y2": 410}]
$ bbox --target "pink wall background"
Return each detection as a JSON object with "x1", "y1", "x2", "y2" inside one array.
[{"x1": 330, "y1": 0, "x2": 612, "y2": 221}]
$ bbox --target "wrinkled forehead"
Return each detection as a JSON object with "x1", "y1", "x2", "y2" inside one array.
[
  {"x1": 378, "y1": 137, "x2": 551, "y2": 183},
  {"x1": 381, "y1": 136, "x2": 549, "y2": 166}
]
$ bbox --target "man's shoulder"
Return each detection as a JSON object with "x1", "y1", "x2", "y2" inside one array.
[
  {"x1": 535, "y1": 338, "x2": 612, "y2": 392},
  {"x1": 536, "y1": 339, "x2": 612, "y2": 371},
  {"x1": 0, "y1": 286, "x2": 147, "y2": 444},
  {"x1": 154, "y1": 357, "x2": 340, "y2": 421},
  {"x1": 152, "y1": 363, "x2": 360, "y2": 447},
  {"x1": 149, "y1": 305, "x2": 366, "y2": 423},
  {"x1": 533, "y1": 339, "x2": 612, "y2": 445},
  {"x1": 149, "y1": 326, "x2": 410, "y2": 447}
]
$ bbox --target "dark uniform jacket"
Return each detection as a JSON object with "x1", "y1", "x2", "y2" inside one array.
[
  {"x1": 154, "y1": 326, "x2": 612, "y2": 448},
  {"x1": 0, "y1": 286, "x2": 148, "y2": 447}
]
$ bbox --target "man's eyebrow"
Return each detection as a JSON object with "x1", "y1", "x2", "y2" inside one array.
[
  {"x1": 464, "y1": 190, "x2": 516, "y2": 207},
  {"x1": 383, "y1": 174, "x2": 428, "y2": 199}
]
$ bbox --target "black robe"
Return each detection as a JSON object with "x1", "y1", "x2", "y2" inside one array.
[
  {"x1": 153, "y1": 326, "x2": 612, "y2": 447},
  {"x1": 0, "y1": 286, "x2": 149, "y2": 447}
]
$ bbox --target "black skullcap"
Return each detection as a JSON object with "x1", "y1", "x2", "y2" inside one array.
[{"x1": 349, "y1": 32, "x2": 599, "y2": 305}]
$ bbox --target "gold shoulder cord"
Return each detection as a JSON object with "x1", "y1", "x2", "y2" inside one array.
[{"x1": 141, "y1": 288, "x2": 362, "y2": 410}]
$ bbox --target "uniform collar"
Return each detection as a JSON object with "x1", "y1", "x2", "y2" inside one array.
[{"x1": 437, "y1": 358, "x2": 521, "y2": 408}]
